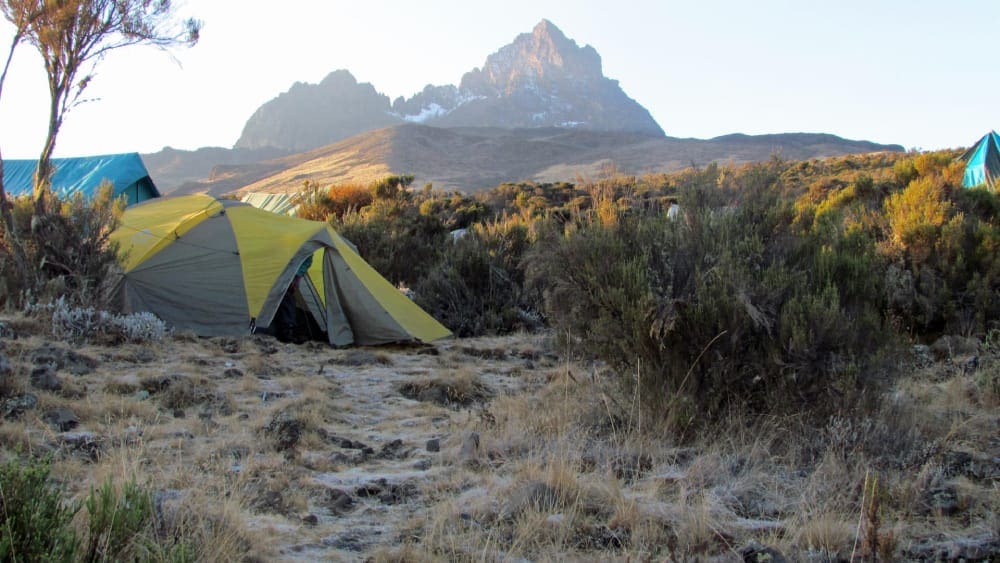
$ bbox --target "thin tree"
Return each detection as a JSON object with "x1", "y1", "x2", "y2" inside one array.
[{"x1": 3, "y1": 0, "x2": 200, "y2": 214}]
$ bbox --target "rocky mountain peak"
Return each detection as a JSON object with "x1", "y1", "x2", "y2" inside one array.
[
  {"x1": 235, "y1": 20, "x2": 663, "y2": 152},
  {"x1": 459, "y1": 20, "x2": 603, "y2": 97}
]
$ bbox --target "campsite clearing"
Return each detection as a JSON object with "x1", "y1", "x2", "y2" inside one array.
[{"x1": 0, "y1": 317, "x2": 996, "y2": 561}]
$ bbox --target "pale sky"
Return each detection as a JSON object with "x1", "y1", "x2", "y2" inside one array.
[{"x1": 0, "y1": 0, "x2": 996, "y2": 159}]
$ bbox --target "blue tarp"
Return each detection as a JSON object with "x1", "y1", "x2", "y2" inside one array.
[
  {"x1": 1, "y1": 153, "x2": 159, "y2": 206},
  {"x1": 960, "y1": 131, "x2": 1000, "y2": 190}
]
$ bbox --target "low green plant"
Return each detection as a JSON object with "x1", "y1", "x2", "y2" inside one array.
[
  {"x1": 0, "y1": 455, "x2": 79, "y2": 562},
  {"x1": 82, "y1": 478, "x2": 154, "y2": 563}
]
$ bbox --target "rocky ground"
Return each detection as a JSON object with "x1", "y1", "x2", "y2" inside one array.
[{"x1": 0, "y1": 313, "x2": 997, "y2": 562}]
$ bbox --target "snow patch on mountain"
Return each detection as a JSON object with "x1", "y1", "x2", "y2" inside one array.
[{"x1": 402, "y1": 103, "x2": 450, "y2": 123}]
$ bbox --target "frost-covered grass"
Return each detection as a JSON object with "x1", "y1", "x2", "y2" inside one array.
[{"x1": 0, "y1": 321, "x2": 995, "y2": 562}]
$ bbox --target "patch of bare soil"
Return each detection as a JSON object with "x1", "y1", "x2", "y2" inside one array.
[{"x1": 1, "y1": 316, "x2": 997, "y2": 562}]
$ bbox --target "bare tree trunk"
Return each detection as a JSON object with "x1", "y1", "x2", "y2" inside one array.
[{"x1": 33, "y1": 88, "x2": 61, "y2": 216}]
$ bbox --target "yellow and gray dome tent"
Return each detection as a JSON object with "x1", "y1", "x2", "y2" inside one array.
[{"x1": 109, "y1": 194, "x2": 451, "y2": 346}]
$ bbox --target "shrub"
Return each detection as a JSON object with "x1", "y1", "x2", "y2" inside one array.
[
  {"x1": 294, "y1": 181, "x2": 373, "y2": 221},
  {"x1": 333, "y1": 200, "x2": 448, "y2": 287},
  {"x1": 528, "y1": 165, "x2": 896, "y2": 427},
  {"x1": 885, "y1": 176, "x2": 952, "y2": 261},
  {"x1": 413, "y1": 218, "x2": 537, "y2": 336},
  {"x1": 26, "y1": 296, "x2": 169, "y2": 344},
  {"x1": 0, "y1": 184, "x2": 124, "y2": 309},
  {"x1": 0, "y1": 455, "x2": 79, "y2": 562}
]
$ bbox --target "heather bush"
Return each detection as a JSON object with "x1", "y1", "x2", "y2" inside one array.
[
  {"x1": 0, "y1": 183, "x2": 123, "y2": 309},
  {"x1": 880, "y1": 166, "x2": 1000, "y2": 335},
  {"x1": 294, "y1": 180, "x2": 374, "y2": 221},
  {"x1": 81, "y1": 478, "x2": 159, "y2": 563},
  {"x1": 0, "y1": 455, "x2": 79, "y2": 562},
  {"x1": 0, "y1": 454, "x2": 201, "y2": 563},
  {"x1": 528, "y1": 163, "x2": 896, "y2": 426},
  {"x1": 333, "y1": 200, "x2": 448, "y2": 287},
  {"x1": 412, "y1": 218, "x2": 537, "y2": 336}
]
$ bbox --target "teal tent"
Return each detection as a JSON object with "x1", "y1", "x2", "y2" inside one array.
[
  {"x1": 960, "y1": 131, "x2": 1000, "y2": 190},
  {"x1": 2, "y1": 153, "x2": 159, "y2": 205}
]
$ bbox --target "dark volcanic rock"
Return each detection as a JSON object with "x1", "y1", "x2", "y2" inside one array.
[
  {"x1": 3, "y1": 393, "x2": 38, "y2": 420},
  {"x1": 43, "y1": 407, "x2": 79, "y2": 431}
]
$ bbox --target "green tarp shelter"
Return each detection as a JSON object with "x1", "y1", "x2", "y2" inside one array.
[
  {"x1": 2, "y1": 153, "x2": 159, "y2": 205},
  {"x1": 960, "y1": 131, "x2": 1000, "y2": 190},
  {"x1": 240, "y1": 192, "x2": 298, "y2": 215}
]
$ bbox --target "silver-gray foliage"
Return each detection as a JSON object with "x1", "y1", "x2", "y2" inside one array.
[{"x1": 27, "y1": 297, "x2": 168, "y2": 343}]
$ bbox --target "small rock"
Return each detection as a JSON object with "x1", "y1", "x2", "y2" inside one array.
[
  {"x1": 251, "y1": 489, "x2": 286, "y2": 515},
  {"x1": 912, "y1": 344, "x2": 932, "y2": 367},
  {"x1": 223, "y1": 367, "x2": 244, "y2": 378},
  {"x1": 740, "y1": 541, "x2": 789, "y2": 563},
  {"x1": 331, "y1": 349, "x2": 380, "y2": 366},
  {"x1": 132, "y1": 347, "x2": 157, "y2": 363},
  {"x1": 426, "y1": 438, "x2": 440, "y2": 452},
  {"x1": 154, "y1": 489, "x2": 183, "y2": 524},
  {"x1": 0, "y1": 321, "x2": 15, "y2": 338},
  {"x1": 123, "y1": 426, "x2": 143, "y2": 446},
  {"x1": 58, "y1": 431, "x2": 103, "y2": 461},
  {"x1": 459, "y1": 431, "x2": 480, "y2": 466},
  {"x1": 173, "y1": 408, "x2": 185, "y2": 418},
  {"x1": 417, "y1": 385, "x2": 449, "y2": 405},
  {"x1": 501, "y1": 481, "x2": 558, "y2": 519},
  {"x1": 378, "y1": 438, "x2": 405, "y2": 459},
  {"x1": 323, "y1": 488, "x2": 355, "y2": 515},
  {"x1": 302, "y1": 514, "x2": 318, "y2": 526},
  {"x1": 930, "y1": 335, "x2": 979, "y2": 360},
  {"x1": 962, "y1": 355, "x2": 979, "y2": 374},
  {"x1": 413, "y1": 459, "x2": 432, "y2": 471},
  {"x1": 42, "y1": 407, "x2": 79, "y2": 431},
  {"x1": 926, "y1": 485, "x2": 960, "y2": 516},
  {"x1": 31, "y1": 344, "x2": 98, "y2": 375},
  {"x1": 264, "y1": 411, "x2": 303, "y2": 452},
  {"x1": 30, "y1": 365, "x2": 61, "y2": 391},
  {"x1": 3, "y1": 393, "x2": 38, "y2": 420}
]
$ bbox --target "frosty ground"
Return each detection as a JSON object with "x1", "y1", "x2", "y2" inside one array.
[{"x1": 0, "y1": 315, "x2": 997, "y2": 561}]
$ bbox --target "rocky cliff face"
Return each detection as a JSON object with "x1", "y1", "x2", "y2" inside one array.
[
  {"x1": 235, "y1": 70, "x2": 399, "y2": 152},
  {"x1": 234, "y1": 20, "x2": 663, "y2": 152},
  {"x1": 397, "y1": 19, "x2": 663, "y2": 136}
]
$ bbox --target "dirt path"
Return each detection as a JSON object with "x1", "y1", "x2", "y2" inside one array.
[{"x1": 240, "y1": 336, "x2": 549, "y2": 561}]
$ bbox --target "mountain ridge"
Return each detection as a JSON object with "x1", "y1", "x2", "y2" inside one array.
[
  {"x1": 158, "y1": 125, "x2": 903, "y2": 196},
  {"x1": 143, "y1": 19, "x2": 904, "y2": 195}
]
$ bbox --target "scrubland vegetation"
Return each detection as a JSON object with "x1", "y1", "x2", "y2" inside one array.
[{"x1": 0, "y1": 150, "x2": 998, "y2": 561}]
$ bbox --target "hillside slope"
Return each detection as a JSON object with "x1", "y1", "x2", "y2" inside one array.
[{"x1": 165, "y1": 125, "x2": 902, "y2": 196}]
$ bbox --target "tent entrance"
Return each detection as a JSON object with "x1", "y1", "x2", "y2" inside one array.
[{"x1": 295, "y1": 275, "x2": 329, "y2": 343}]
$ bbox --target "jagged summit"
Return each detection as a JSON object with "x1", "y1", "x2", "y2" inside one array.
[
  {"x1": 459, "y1": 19, "x2": 605, "y2": 97},
  {"x1": 234, "y1": 20, "x2": 663, "y2": 152}
]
